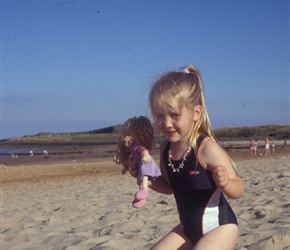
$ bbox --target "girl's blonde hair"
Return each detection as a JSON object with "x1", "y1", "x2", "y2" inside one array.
[
  {"x1": 148, "y1": 65, "x2": 216, "y2": 151},
  {"x1": 148, "y1": 65, "x2": 240, "y2": 175},
  {"x1": 114, "y1": 116, "x2": 154, "y2": 166}
]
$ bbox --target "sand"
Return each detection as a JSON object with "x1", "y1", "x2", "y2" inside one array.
[{"x1": 1, "y1": 146, "x2": 290, "y2": 250}]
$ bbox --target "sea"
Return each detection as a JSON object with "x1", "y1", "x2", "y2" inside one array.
[{"x1": 0, "y1": 147, "x2": 47, "y2": 156}]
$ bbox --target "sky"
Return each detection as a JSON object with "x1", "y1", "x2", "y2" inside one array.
[{"x1": 1, "y1": 0, "x2": 289, "y2": 139}]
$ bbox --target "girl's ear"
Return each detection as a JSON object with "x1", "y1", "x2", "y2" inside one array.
[{"x1": 193, "y1": 105, "x2": 202, "y2": 121}]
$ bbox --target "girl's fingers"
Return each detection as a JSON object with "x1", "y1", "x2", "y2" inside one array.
[
  {"x1": 127, "y1": 154, "x2": 140, "y2": 178},
  {"x1": 212, "y1": 165, "x2": 229, "y2": 188}
]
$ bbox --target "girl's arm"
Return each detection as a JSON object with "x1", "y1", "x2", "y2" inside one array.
[
  {"x1": 149, "y1": 140, "x2": 173, "y2": 194},
  {"x1": 149, "y1": 175, "x2": 173, "y2": 195},
  {"x1": 199, "y1": 138, "x2": 244, "y2": 199},
  {"x1": 211, "y1": 164, "x2": 244, "y2": 199}
]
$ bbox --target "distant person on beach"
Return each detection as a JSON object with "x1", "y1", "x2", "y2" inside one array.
[
  {"x1": 249, "y1": 139, "x2": 254, "y2": 155},
  {"x1": 265, "y1": 137, "x2": 270, "y2": 156},
  {"x1": 29, "y1": 150, "x2": 33, "y2": 156},
  {"x1": 253, "y1": 140, "x2": 258, "y2": 156},
  {"x1": 128, "y1": 65, "x2": 244, "y2": 249},
  {"x1": 271, "y1": 142, "x2": 275, "y2": 154}
]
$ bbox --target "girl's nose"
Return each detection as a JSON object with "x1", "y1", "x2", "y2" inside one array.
[{"x1": 164, "y1": 117, "x2": 173, "y2": 128}]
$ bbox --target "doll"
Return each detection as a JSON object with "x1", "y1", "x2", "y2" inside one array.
[{"x1": 114, "y1": 116, "x2": 161, "y2": 208}]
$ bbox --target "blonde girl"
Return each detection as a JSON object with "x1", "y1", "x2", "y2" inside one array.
[{"x1": 129, "y1": 65, "x2": 244, "y2": 250}]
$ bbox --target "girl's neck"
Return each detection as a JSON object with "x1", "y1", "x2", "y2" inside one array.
[{"x1": 169, "y1": 142, "x2": 191, "y2": 160}]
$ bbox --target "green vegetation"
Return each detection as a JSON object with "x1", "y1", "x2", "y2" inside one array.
[
  {"x1": 214, "y1": 125, "x2": 290, "y2": 140},
  {"x1": 1, "y1": 124, "x2": 289, "y2": 145}
]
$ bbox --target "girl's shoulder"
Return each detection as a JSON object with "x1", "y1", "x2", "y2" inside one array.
[
  {"x1": 198, "y1": 137, "x2": 230, "y2": 168},
  {"x1": 198, "y1": 136, "x2": 219, "y2": 152}
]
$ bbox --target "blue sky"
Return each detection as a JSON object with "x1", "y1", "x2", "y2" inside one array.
[{"x1": 1, "y1": 0, "x2": 289, "y2": 139}]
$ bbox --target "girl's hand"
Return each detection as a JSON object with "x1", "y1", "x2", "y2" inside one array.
[
  {"x1": 127, "y1": 154, "x2": 139, "y2": 178},
  {"x1": 211, "y1": 165, "x2": 230, "y2": 189}
]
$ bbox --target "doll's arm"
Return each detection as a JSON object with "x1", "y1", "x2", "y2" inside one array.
[{"x1": 133, "y1": 145, "x2": 152, "y2": 162}]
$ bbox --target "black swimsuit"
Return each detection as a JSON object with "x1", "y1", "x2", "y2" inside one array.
[{"x1": 163, "y1": 136, "x2": 237, "y2": 244}]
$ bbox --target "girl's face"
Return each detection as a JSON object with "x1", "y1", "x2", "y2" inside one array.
[{"x1": 156, "y1": 103, "x2": 194, "y2": 146}]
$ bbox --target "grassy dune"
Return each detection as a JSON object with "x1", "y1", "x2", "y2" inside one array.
[
  {"x1": 1, "y1": 124, "x2": 289, "y2": 146},
  {"x1": 213, "y1": 124, "x2": 290, "y2": 140}
]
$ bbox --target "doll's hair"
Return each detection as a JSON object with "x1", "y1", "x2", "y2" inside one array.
[
  {"x1": 148, "y1": 64, "x2": 216, "y2": 150},
  {"x1": 114, "y1": 116, "x2": 154, "y2": 166}
]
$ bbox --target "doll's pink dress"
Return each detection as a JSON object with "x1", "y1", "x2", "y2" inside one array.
[{"x1": 131, "y1": 145, "x2": 161, "y2": 186}]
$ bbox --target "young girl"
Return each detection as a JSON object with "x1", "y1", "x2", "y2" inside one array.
[{"x1": 129, "y1": 65, "x2": 244, "y2": 249}]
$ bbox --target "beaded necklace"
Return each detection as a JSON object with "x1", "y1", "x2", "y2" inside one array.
[{"x1": 168, "y1": 146, "x2": 192, "y2": 173}]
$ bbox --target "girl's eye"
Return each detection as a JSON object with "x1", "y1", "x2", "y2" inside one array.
[
  {"x1": 156, "y1": 115, "x2": 165, "y2": 122},
  {"x1": 170, "y1": 114, "x2": 179, "y2": 120}
]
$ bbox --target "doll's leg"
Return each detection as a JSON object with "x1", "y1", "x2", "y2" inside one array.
[
  {"x1": 132, "y1": 197, "x2": 147, "y2": 208},
  {"x1": 135, "y1": 176, "x2": 149, "y2": 201},
  {"x1": 141, "y1": 175, "x2": 149, "y2": 190},
  {"x1": 132, "y1": 176, "x2": 150, "y2": 208}
]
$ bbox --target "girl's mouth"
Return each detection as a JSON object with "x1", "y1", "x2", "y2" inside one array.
[{"x1": 166, "y1": 131, "x2": 176, "y2": 137}]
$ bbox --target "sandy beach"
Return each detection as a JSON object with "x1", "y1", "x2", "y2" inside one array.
[{"x1": 1, "y1": 144, "x2": 290, "y2": 250}]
